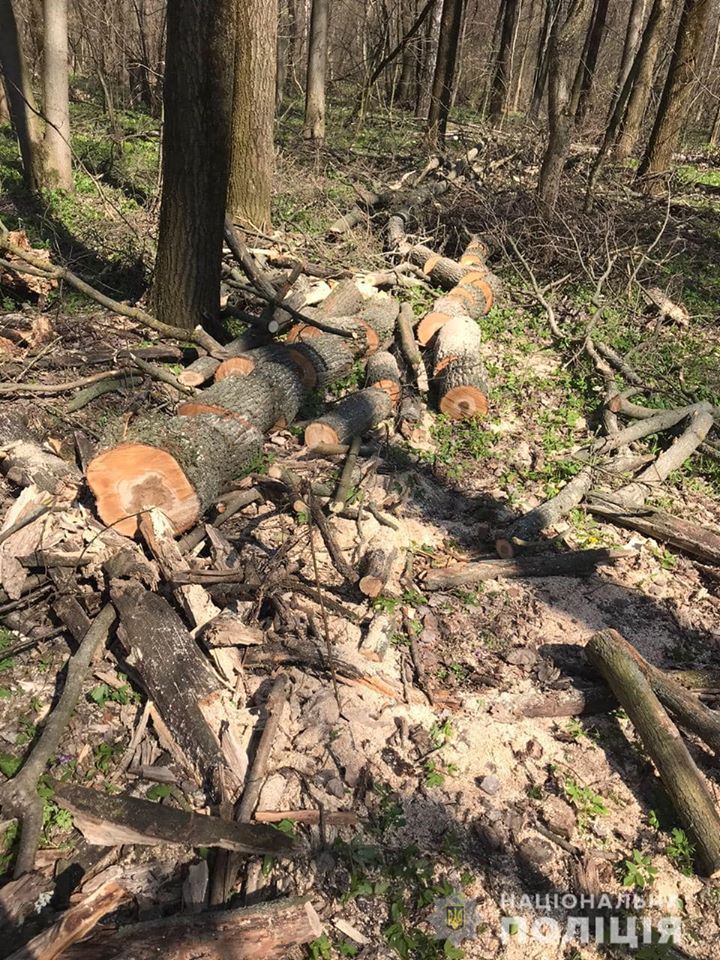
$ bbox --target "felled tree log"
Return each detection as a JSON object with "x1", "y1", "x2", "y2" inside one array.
[
  {"x1": 213, "y1": 344, "x2": 298, "y2": 381},
  {"x1": 62, "y1": 896, "x2": 322, "y2": 960},
  {"x1": 406, "y1": 238, "x2": 492, "y2": 290},
  {"x1": 432, "y1": 315, "x2": 489, "y2": 418},
  {"x1": 0, "y1": 412, "x2": 80, "y2": 494},
  {"x1": 586, "y1": 498, "x2": 720, "y2": 565},
  {"x1": 495, "y1": 467, "x2": 594, "y2": 558},
  {"x1": 87, "y1": 413, "x2": 263, "y2": 536},
  {"x1": 177, "y1": 360, "x2": 305, "y2": 432},
  {"x1": 366, "y1": 351, "x2": 402, "y2": 404},
  {"x1": 358, "y1": 544, "x2": 398, "y2": 597},
  {"x1": 111, "y1": 582, "x2": 236, "y2": 791},
  {"x1": 286, "y1": 295, "x2": 398, "y2": 354},
  {"x1": 7, "y1": 878, "x2": 129, "y2": 960},
  {"x1": 644, "y1": 286, "x2": 689, "y2": 327},
  {"x1": 178, "y1": 355, "x2": 221, "y2": 387},
  {"x1": 586, "y1": 628, "x2": 720, "y2": 876},
  {"x1": 416, "y1": 239, "x2": 495, "y2": 346},
  {"x1": 424, "y1": 547, "x2": 633, "y2": 590},
  {"x1": 52, "y1": 781, "x2": 295, "y2": 856},
  {"x1": 304, "y1": 387, "x2": 393, "y2": 448}
]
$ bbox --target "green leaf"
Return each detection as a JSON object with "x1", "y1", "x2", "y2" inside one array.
[
  {"x1": 0, "y1": 753, "x2": 21, "y2": 778},
  {"x1": 146, "y1": 783, "x2": 173, "y2": 801}
]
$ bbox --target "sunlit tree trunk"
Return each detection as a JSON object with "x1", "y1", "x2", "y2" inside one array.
[
  {"x1": 614, "y1": 0, "x2": 671, "y2": 159},
  {"x1": 614, "y1": 0, "x2": 648, "y2": 106},
  {"x1": 303, "y1": 0, "x2": 328, "y2": 141},
  {"x1": 228, "y1": 0, "x2": 276, "y2": 230},
  {"x1": 42, "y1": 0, "x2": 73, "y2": 190},
  {"x1": 529, "y1": 0, "x2": 555, "y2": 119},
  {"x1": 0, "y1": 0, "x2": 42, "y2": 190},
  {"x1": 489, "y1": 0, "x2": 521, "y2": 121},
  {"x1": 537, "y1": 0, "x2": 592, "y2": 213},
  {"x1": 0, "y1": 73, "x2": 9, "y2": 124},
  {"x1": 638, "y1": 0, "x2": 713, "y2": 189},
  {"x1": 570, "y1": 0, "x2": 608, "y2": 124},
  {"x1": 153, "y1": 0, "x2": 235, "y2": 330},
  {"x1": 426, "y1": 0, "x2": 464, "y2": 145}
]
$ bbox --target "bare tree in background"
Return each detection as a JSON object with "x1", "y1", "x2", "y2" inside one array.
[
  {"x1": 0, "y1": 0, "x2": 42, "y2": 190},
  {"x1": 614, "y1": 0, "x2": 672, "y2": 159},
  {"x1": 304, "y1": 0, "x2": 328, "y2": 141},
  {"x1": 0, "y1": 71, "x2": 9, "y2": 124},
  {"x1": 529, "y1": 0, "x2": 555, "y2": 119},
  {"x1": 638, "y1": 0, "x2": 714, "y2": 190},
  {"x1": 570, "y1": 0, "x2": 608, "y2": 124},
  {"x1": 613, "y1": 0, "x2": 648, "y2": 108},
  {"x1": 489, "y1": 0, "x2": 521, "y2": 121},
  {"x1": 536, "y1": 0, "x2": 592, "y2": 213},
  {"x1": 153, "y1": 0, "x2": 235, "y2": 330},
  {"x1": 427, "y1": 0, "x2": 464, "y2": 145},
  {"x1": 42, "y1": 0, "x2": 73, "y2": 190},
  {"x1": 228, "y1": 0, "x2": 276, "y2": 230}
]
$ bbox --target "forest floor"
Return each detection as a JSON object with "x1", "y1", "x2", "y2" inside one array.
[{"x1": 1, "y1": 101, "x2": 720, "y2": 959}]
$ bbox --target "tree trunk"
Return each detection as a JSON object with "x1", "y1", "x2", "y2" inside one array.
[
  {"x1": 152, "y1": 0, "x2": 235, "y2": 331},
  {"x1": 529, "y1": 0, "x2": 555, "y2": 119},
  {"x1": 615, "y1": 0, "x2": 648, "y2": 101},
  {"x1": 227, "y1": 0, "x2": 276, "y2": 231},
  {"x1": 536, "y1": 0, "x2": 592, "y2": 214},
  {"x1": 571, "y1": 0, "x2": 609, "y2": 123},
  {"x1": 426, "y1": 0, "x2": 464, "y2": 145},
  {"x1": 489, "y1": 0, "x2": 521, "y2": 121},
  {"x1": 303, "y1": 0, "x2": 328, "y2": 141},
  {"x1": 276, "y1": 0, "x2": 288, "y2": 110},
  {"x1": 42, "y1": 0, "x2": 73, "y2": 190},
  {"x1": 614, "y1": 0, "x2": 672, "y2": 159},
  {"x1": 0, "y1": 72, "x2": 9, "y2": 124},
  {"x1": 0, "y1": 0, "x2": 42, "y2": 190},
  {"x1": 637, "y1": 0, "x2": 714, "y2": 187},
  {"x1": 416, "y1": 0, "x2": 442, "y2": 116}
]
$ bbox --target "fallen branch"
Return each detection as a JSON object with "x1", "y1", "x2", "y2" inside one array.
[
  {"x1": 0, "y1": 605, "x2": 116, "y2": 877},
  {"x1": 586, "y1": 628, "x2": 720, "y2": 876}
]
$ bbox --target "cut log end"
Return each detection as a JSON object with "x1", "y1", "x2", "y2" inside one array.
[
  {"x1": 494, "y1": 538, "x2": 515, "y2": 559},
  {"x1": 439, "y1": 385, "x2": 488, "y2": 420},
  {"x1": 177, "y1": 371, "x2": 208, "y2": 387},
  {"x1": 304, "y1": 423, "x2": 340, "y2": 448},
  {"x1": 214, "y1": 356, "x2": 256, "y2": 380},
  {"x1": 86, "y1": 443, "x2": 200, "y2": 536},
  {"x1": 371, "y1": 379, "x2": 402, "y2": 404},
  {"x1": 417, "y1": 312, "x2": 449, "y2": 346},
  {"x1": 358, "y1": 575, "x2": 385, "y2": 598}
]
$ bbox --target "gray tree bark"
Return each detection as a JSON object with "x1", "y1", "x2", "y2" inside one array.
[
  {"x1": 42, "y1": 0, "x2": 73, "y2": 190},
  {"x1": 0, "y1": 0, "x2": 42, "y2": 190},
  {"x1": 303, "y1": 0, "x2": 328, "y2": 141}
]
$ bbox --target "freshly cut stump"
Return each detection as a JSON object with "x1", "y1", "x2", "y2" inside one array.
[
  {"x1": 87, "y1": 414, "x2": 263, "y2": 536},
  {"x1": 366, "y1": 351, "x2": 402, "y2": 405},
  {"x1": 179, "y1": 361, "x2": 305, "y2": 433},
  {"x1": 304, "y1": 387, "x2": 393, "y2": 448},
  {"x1": 433, "y1": 316, "x2": 489, "y2": 419}
]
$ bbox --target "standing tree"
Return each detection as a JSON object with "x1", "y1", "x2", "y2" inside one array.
[
  {"x1": 0, "y1": 0, "x2": 42, "y2": 190},
  {"x1": 153, "y1": 0, "x2": 236, "y2": 330},
  {"x1": 529, "y1": 0, "x2": 556, "y2": 119},
  {"x1": 427, "y1": 0, "x2": 464, "y2": 145},
  {"x1": 42, "y1": 0, "x2": 73, "y2": 190},
  {"x1": 0, "y1": 72, "x2": 9, "y2": 124},
  {"x1": 303, "y1": 0, "x2": 329, "y2": 141},
  {"x1": 227, "y1": 0, "x2": 276, "y2": 230},
  {"x1": 536, "y1": 0, "x2": 592, "y2": 213},
  {"x1": 613, "y1": 0, "x2": 648, "y2": 106},
  {"x1": 488, "y1": 0, "x2": 522, "y2": 122},
  {"x1": 614, "y1": 0, "x2": 672, "y2": 159},
  {"x1": 570, "y1": 0, "x2": 609, "y2": 124},
  {"x1": 637, "y1": 0, "x2": 713, "y2": 187}
]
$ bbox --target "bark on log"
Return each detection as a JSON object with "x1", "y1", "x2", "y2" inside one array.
[
  {"x1": 177, "y1": 355, "x2": 221, "y2": 387},
  {"x1": 87, "y1": 413, "x2": 263, "y2": 536},
  {"x1": 178, "y1": 361, "x2": 305, "y2": 432},
  {"x1": 416, "y1": 238, "x2": 496, "y2": 346},
  {"x1": 585, "y1": 499, "x2": 720, "y2": 565},
  {"x1": 52, "y1": 781, "x2": 295, "y2": 855},
  {"x1": 62, "y1": 896, "x2": 322, "y2": 960},
  {"x1": 366, "y1": 351, "x2": 402, "y2": 404},
  {"x1": 432, "y1": 315, "x2": 489, "y2": 418},
  {"x1": 358, "y1": 545, "x2": 397, "y2": 597},
  {"x1": 304, "y1": 387, "x2": 393, "y2": 448},
  {"x1": 7, "y1": 878, "x2": 129, "y2": 960},
  {"x1": 111, "y1": 581, "x2": 232, "y2": 789},
  {"x1": 424, "y1": 547, "x2": 633, "y2": 590},
  {"x1": 586, "y1": 628, "x2": 720, "y2": 876},
  {"x1": 496, "y1": 467, "x2": 594, "y2": 558}
]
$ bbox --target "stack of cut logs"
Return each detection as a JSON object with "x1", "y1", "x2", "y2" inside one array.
[{"x1": 87, "y1": 239, "x2": 499, "y2": 536}]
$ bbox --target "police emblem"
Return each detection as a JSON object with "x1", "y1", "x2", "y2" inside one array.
[{"x1": 430, "y1": 893, "x2": 477, "y2": 945}]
